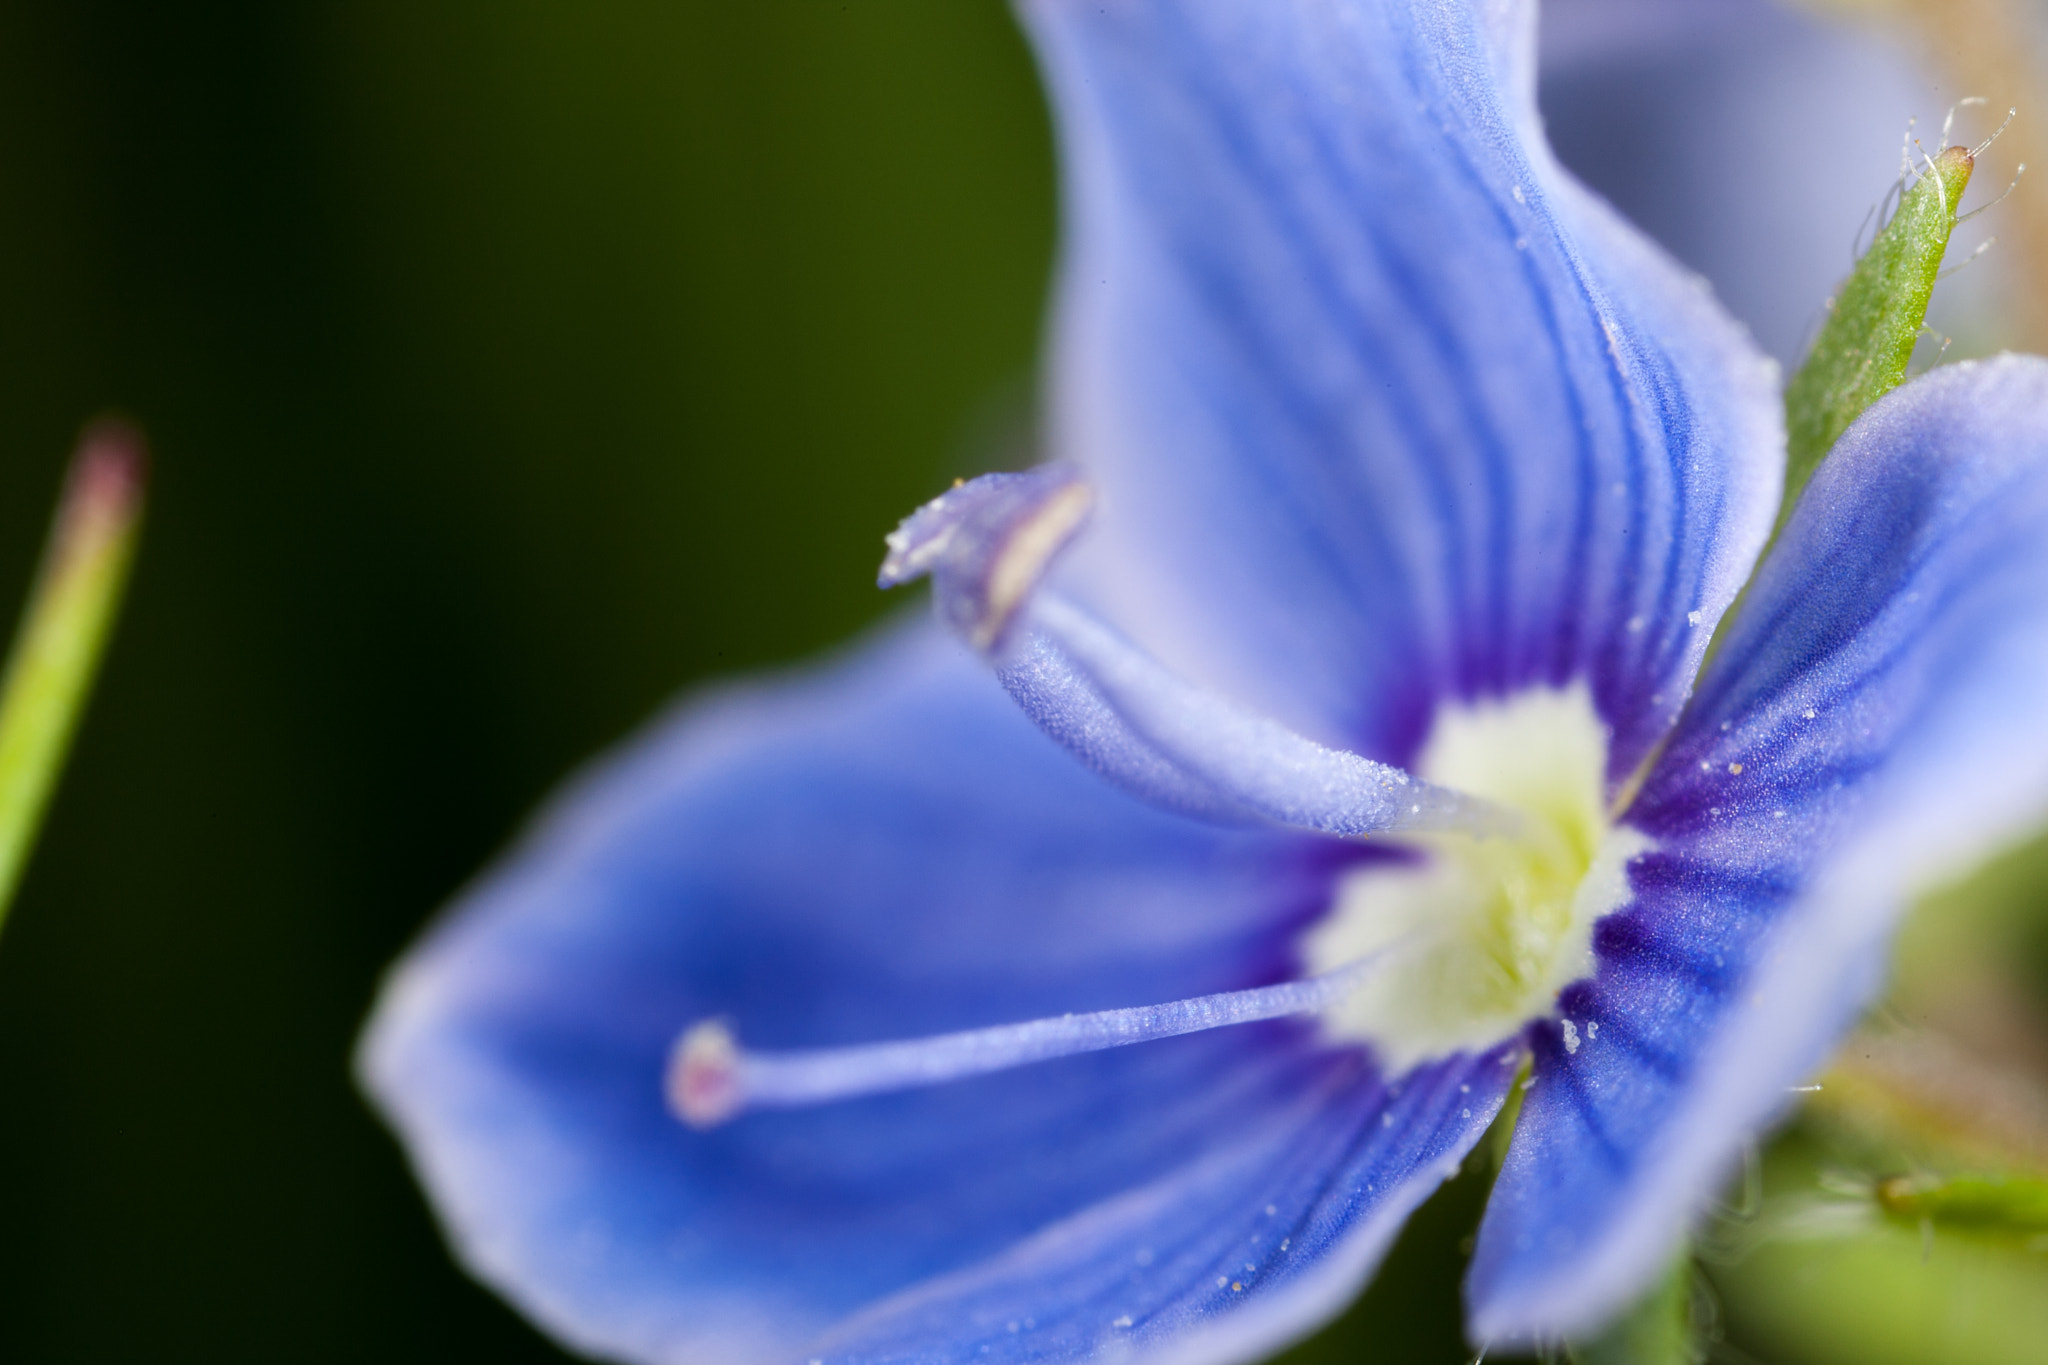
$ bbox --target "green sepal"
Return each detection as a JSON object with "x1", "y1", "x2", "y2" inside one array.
[{"x1": 1781, "y1": 144, "x2": 1973, "y2": 520}]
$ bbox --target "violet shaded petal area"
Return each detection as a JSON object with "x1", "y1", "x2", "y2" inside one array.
[
  {"x1": 1469, "y1": 356, "x2": 2048, "y2": 1344},
  {"x1": 360, "y1": 618, "x2": 1500, "y2": 1365},
  {"x1": 1021, "y1": 0, "x2": 1780, "y2": 780}
]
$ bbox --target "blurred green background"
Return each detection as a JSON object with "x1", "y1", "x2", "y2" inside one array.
[{"x1": 0, "y1": 2, "x2": 1051, "y2": 1359}]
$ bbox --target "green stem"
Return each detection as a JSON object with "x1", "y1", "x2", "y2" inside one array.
[
  {"x1": 1697, "y1": 140, "x2": 1976, "y2": 680},
  {"x1": 0, "y1": 420, "x2": 146, "y2": 935}
]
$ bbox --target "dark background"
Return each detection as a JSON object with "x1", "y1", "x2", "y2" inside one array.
[{"x1": 0, "y1": 2, "x2": 1055, "y2": 1359}]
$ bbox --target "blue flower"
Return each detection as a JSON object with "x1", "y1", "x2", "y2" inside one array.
[{"x1": 360, "y1": 2, "x2": 2048, "y2": 1362}]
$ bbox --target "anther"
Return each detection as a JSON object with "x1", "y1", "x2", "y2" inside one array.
[{"x1": 879, "y1": 465, "x2": 1094, "y2": 656}]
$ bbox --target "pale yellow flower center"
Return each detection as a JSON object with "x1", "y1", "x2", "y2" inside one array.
[{"x1": 1306, "y1": 683, "x2": 1651, "y2": 1069}]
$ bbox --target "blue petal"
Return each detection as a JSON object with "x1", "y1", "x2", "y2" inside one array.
[
  {"x1": 816, "y1": 1048, "x2": 1515, "y2": 1365},
  {"x1": 361, "y1": 619, "x2": 1511, "y2": 1365},
  {"x1": 1469, "y1": 355, "x2": 2048, "y2": 1344},
  {"x1": 1020, "y1": 0, "x2": 1781, "y2": 785},
  {"x1": 1540, "y1": 0, "x2": 1953, "y2": 368}
]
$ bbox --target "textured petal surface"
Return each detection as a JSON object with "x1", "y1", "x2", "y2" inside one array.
[
  {"x1": 817, "y1": 1045, "x2": 1515, "y2": 1365},
  {"x1": 1539, "y1": 0, "x2": 1962, "y2": 369},
  {"x1": 1470, "y1": 355, "x2": 2048, "y2": 1343},
  {"x1": 362, "y1": 619, "x2": 1510, "y2": 1365},
  {"x1": 1023, "y1": 0, "x2": 1781, "y2": 785}
]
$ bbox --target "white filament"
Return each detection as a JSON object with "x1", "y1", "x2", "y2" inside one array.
[{"x1": 667, "y1": 947, "x2": 1403, "y2": 1128}]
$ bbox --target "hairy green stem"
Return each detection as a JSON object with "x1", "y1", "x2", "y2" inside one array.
[{"x1": 1782, "y1": 143, "x2": 1974, "y2": 521}]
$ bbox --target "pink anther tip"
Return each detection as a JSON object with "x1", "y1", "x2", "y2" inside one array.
[{"x1": 665, "y1": 1019, "x2": 742, "y2": 1129}]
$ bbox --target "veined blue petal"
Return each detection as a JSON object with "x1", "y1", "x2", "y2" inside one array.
[
  {"x1": 1469, "y1": 355, "x2": 2048, "y2": 1344},
  {"x1": 361, "y1": 618, "x2": 1509, "y2": 1365},
  {"x1": 1541, "y1": 0, "x2": 1952, "y2": 368},
  {"x1": 815, "y1": 1047, "x2": 1514, "y2": 1365},
  {"x1": 1019, "y1": 0, "x2": 1781, "y2": 786}
]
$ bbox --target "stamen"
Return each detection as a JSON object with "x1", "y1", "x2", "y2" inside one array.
[
  {"x1": 879, "y1": 474, "x2": 1517, "y2": 842},
  {"x1": 667, "y1": 949, "x2": 1402, "y2": 1128},
  {"x1": 1009, "y1": 593, "x2": 1522, "y2": 840}
]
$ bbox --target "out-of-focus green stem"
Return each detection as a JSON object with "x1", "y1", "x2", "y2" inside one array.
[
  {"x1": 0, "y1": 420, "x2": 146, "y2": 935},
  {"x1": 1711, "y1": 1132, "x2": 2048, "y2": 1365},
  {"x1": 1876, "y1": 1171, "x2": 2048, "y2": 1236}
]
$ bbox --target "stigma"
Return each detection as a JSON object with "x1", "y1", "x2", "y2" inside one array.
[{"x1": 1306, "y1": 684, "x2": 1652, "y2": 1069}]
